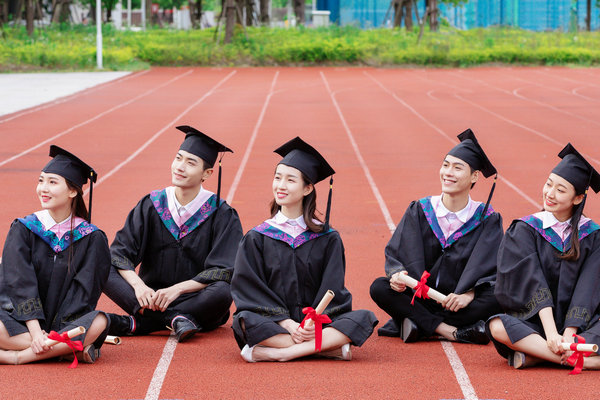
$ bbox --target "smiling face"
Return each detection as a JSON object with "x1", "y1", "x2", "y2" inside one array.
[
  {"x1": 439, "y1": 154, "x2": 479, "y2": 196},
  {"x1": 37, "y1": 172, "x2": 77, "y2": 213},
  {"x1": 171, "y1": 150, "x2": 212, "y2": 189},
  {"x1": 543, "y1": 173, "x2": 584, "y2": 221},
  {"x1": 272, "y1": 164, "x2": 314, "y2": 214}
]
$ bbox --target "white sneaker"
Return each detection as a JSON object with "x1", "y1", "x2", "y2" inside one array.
[{"x1": 240, "y1": 344, "x2": 256, "y2": 363}]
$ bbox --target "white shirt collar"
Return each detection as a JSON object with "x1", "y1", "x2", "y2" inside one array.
[
  {"x1": 434, "y1": 195, "x2": 473, "y2": 223},
  {"x1": 536, "y1": 211, "x2": 570, "y2": 230},
  {"x1": 34, "y1": 210, "x2": 70, "y2": 230},
  {"x1": 274, "y1": 211, "x2": 308, "y2": 229},
  {"x1": 166, "y1": 186, "x2": 212, "y2": 214}
]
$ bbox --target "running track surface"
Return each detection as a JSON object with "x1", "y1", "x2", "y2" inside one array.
[{"x1": 1, "y1": 67, "x2": 599, "y2": 400}]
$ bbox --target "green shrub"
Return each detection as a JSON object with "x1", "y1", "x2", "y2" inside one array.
[{"x1": 1, "y1": 24, "x2": 600, "y2": 70}]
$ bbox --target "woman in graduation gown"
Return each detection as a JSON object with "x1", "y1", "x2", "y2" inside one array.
[
  {"x1": 231, "y1": 137, "x2": 378, "y2": 362},
  {"x1": 487, "y1": 143, "x2": 600, "y2": 370},
  {"x1": 0, "y1": 146, "x2": 110, "y2": 365}
]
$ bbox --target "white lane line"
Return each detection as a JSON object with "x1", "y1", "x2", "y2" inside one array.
[
  {"x1": 0, "y1": 69, "x2": 193, "y2": 168},
  {"x1": 226, "y1": 70, "x2": 280, "y2": 204},
  {"x1": 320, "y1": 71, "x2": 396, "y2": 232},
  {"x1": 449, "y1": 70, "x2": 600, "y2": 126},
  {"x1": 365, "y1": 71, "x2": 540, "y2": 210},
  {"x1": 453, "y1": 93, "x2": 600, "y2": 166},
  {"x1": 132, "y1": 70, "x2": 240, "y2": 400},
  {"x1": 95, "y1": 70, "x2": 237, "y2": 188},
  {"x1": 572, "y1": 86, "x2": 598, "y2": 102},
  {"x1": 359, "y1": 70, "x2": 481, "y2": 400},
  {"x1": 0, "y1": 70, "x2": 149, "y2": 124},
  {"x1": 441, "y1": 342, "x2": 479, "y2": 400},
  {"x1": 144, "y1": 335, "x2": 179, "y2": 400}
]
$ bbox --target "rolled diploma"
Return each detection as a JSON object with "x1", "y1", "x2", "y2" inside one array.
[
  {"x1": 396, "y1": 273, "x2": 448, "y2": 304},
  {"x1": 560, "y1": 343, "x2": 598, "y2": 353},
  {"x1": 303, "y1": 290, "x2": 335, "y2": 329},
  {"x1": 104, "y1": 335, "x2": 122, "y2": 345},
  {"x1": 45, "y1": 326, "x2": 86, "y2": 346}
]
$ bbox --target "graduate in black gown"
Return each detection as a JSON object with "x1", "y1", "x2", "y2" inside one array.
[
  {"x1": 0, "y1": 146, "x2": 110, "y2": 365},
  {"x1": 487, "y1": 143, "x2": 600, "y2": 370},
  {"x1": 370, "y1": 129, "x2": 503, "y2": 344},
  {"x1": 104, "y1": 126, "x2": 243, "y2": 342},
  {"x1": 231, "y1": 137, "x2": 377, "y2": 362}
]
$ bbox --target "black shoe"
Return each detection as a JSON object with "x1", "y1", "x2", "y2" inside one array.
[
  {"x1": 171, "y1": 315, "x2": 200, "y2": 343},
  {"x1": 377, "y1": 318, "x2": 401, "y2": 337},
  {"x1": 107, "y1": 313, "x2": 133, "y2": 336},
  {"x1": 454, "y1": 320, "x2": 490, "y2": 345},
  {"x1": 401, "y1": 318, "x2": 420, "y2": 343}
]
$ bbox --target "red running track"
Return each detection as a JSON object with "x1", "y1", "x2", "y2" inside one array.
[{"x1": 0, "y1": 66, "x2": 599, "y2": 400}]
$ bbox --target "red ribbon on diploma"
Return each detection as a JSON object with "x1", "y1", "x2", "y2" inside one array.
[
  {"x1": 300, "y1": 307, "x2": 332, "y2": 352},
  {"x1": 566, "y1": 334, "x2": 592, "y2": 375},
  {"x1": 411, "y1": 271, "x2": 431, "y2": 305},
  {"x1": 47, "y1": 330, "x2": 84, "y2": 368}
]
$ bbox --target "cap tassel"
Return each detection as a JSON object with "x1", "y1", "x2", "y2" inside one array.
[
  {"x1": 481, "y1": 173, "x2": 497, "y2": 220},
  {"x1": 323, "y1": 177, "x2": 334, "y2": 232},
  {"x1": 87, "y1": 171, "x2": 95, "y2": 223},
  {"x1": 216, "y1": 156, "x2": 223, "y2": 208}
]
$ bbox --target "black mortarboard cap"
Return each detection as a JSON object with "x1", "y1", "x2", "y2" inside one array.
[
  {"x1": 274, "y1": 137, "x2": 335, "y2": 230},
  {"x1": 552, "y1": 143, "x2": 600, "y2": 195},
  {"x1": 42, "y1": 145, "x2": 98, "y2": 221},
  {"x1": 274, "y1": 137, "x2": 335, "y2": 184},
  {"x1": 447, "y1": 129, "x2": 497, "y2": 178},
  {"x1": 447, "y1": 129, "x2": 498, "y2": 219},
  {"x1": 176, "y1": 125, "x2": 233, "y2": 168}
]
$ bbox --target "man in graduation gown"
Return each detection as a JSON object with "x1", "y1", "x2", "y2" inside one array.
[
  {"x1": 370, "y1": 129, "x2": 503, "y2": 344},
  {"x1": 104, "y1": 126, "x2": 243, "y2": 342}
]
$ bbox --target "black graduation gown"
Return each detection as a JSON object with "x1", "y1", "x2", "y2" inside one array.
[
  {"x1": 231, "y1": 222, "x2": 378, "y2": 349},
  {"x1": 489, "y1": 215, "x2": 600, "y2": 356},
  {"x1": 385, "y1": 197, "x2": 503, "y2": 295},
  {"x1": 109, "y1": 189, "x2": 243, "y2": 290},
  {"x1": 0, "y1": 214, "x2": 110, "y2": 347}
]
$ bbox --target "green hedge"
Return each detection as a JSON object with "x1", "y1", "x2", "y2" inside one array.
[{"x1": 1, "y1": 24, "x2": 600, "y2": 70}]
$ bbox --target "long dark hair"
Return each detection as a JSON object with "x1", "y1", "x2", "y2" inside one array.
[
  {"x1": 269, "y1": 170, "x2": 324, "y2": 233},
  {"x1": 65, "y1": 180, "x2": 88, "y2": 271},
  {"x1": 558, "y1": 191, "x2": 585, "y2": 262}
]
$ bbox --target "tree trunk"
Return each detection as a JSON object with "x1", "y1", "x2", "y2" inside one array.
[
  {"x1": 25, "y1": 0, "x2": 33, "y2": 35},
  {"x1": 259, "y1": 0, "x2": 268, "y2": 25},
  {"x1": 14, "y1": 0, "x2": 23, "y2": 23},
  {"x1": 292, "y1": 0, "x2": 303, "y2": 24},
  {"x1": 224, "y1": 0, "x2": 235, "y2": 43},
  {"x1": 188, "y1": 0, "x2": 198, "y2": 26},
  {"x1": 427, "y1": 0, "x2": 437, "y2": 31},
  {"x1": 1, "y1": 0, "x2": 9, "y2": 24},
  {"x1": 245, "y1": 0, "x2": 253, "y2": 26},
  {"x1": 586, "y1": 0, "x2": 591, "y2": 31},
  {"x1": 51, "y1": 0, "x2": 62, "y2": 23}
]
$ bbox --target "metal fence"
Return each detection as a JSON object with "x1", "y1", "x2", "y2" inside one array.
[{"x1": 315, "y1": 0, "x2": 600, "y2": 30}]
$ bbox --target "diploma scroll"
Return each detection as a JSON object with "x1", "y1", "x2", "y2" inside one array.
[
  {"x1": 104, "y1": 335, "x2": 122, "y2": 345},
  {"x1": 303, "y1": 290, "x2": 335, "y2": 329},
  {"x1": 45, "y1": 326, "x2": 86, "y2": 347},
  {"x1": 396, "y1": 273, "x2": 448, "y2": 304},
  {"x1": 561, "y1": 343, "x2": 598, "y2": 353}
]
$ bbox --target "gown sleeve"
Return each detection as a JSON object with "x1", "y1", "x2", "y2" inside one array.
[
  {"x1": 564, "y1": 233, "x2": 600, "y2": 331},
  {"x1": 312, "y1": 232, "x2": 353, "y2": 319},
  {"x1": 455, "y1": 212, "x2": 503, "y2": 294},
  {"x1": 384, "y1": 201, "x2": 426, "y2": 278},
  {"x1": 0, "y1": 221, "x2": 44, "y2": 322},
  {"x1": 110, "y1": 197, "x2": 150, "y2": 271},
  {"x1": 55, "y1": 231, "x2": 111, "y2": 326},
  {"x1": 193, "y1": 205, "x2": 243, "y2": 285},
  {"x1": 495, "y1": 220, "x2": 554, "y2": 320},
  {"x1": 231, "y1": 232, "x2": 291, "y2": 321}
]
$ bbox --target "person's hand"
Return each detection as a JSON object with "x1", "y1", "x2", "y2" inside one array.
[
  {"x1": 390, "y1": 271, "x2": 408, "y2": 293},
  {"x1": 442, "y1": 291, "x2": 474, "y2": 312},
  {"x1": 152, "y1": 285, "x2": 183, "y2": 312},
  {"x1": 133, "y1": 282, "x2": 156, "y2": 310},
  {"x1": 546, "y1": 332, "x2": 563, "y2": 354},
  {"x1": 30, "y1": 331, "x2": 49, "y2": 354},
  {"x1": 292, "y1": 323, "x2": 315, "y2": 343}
]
